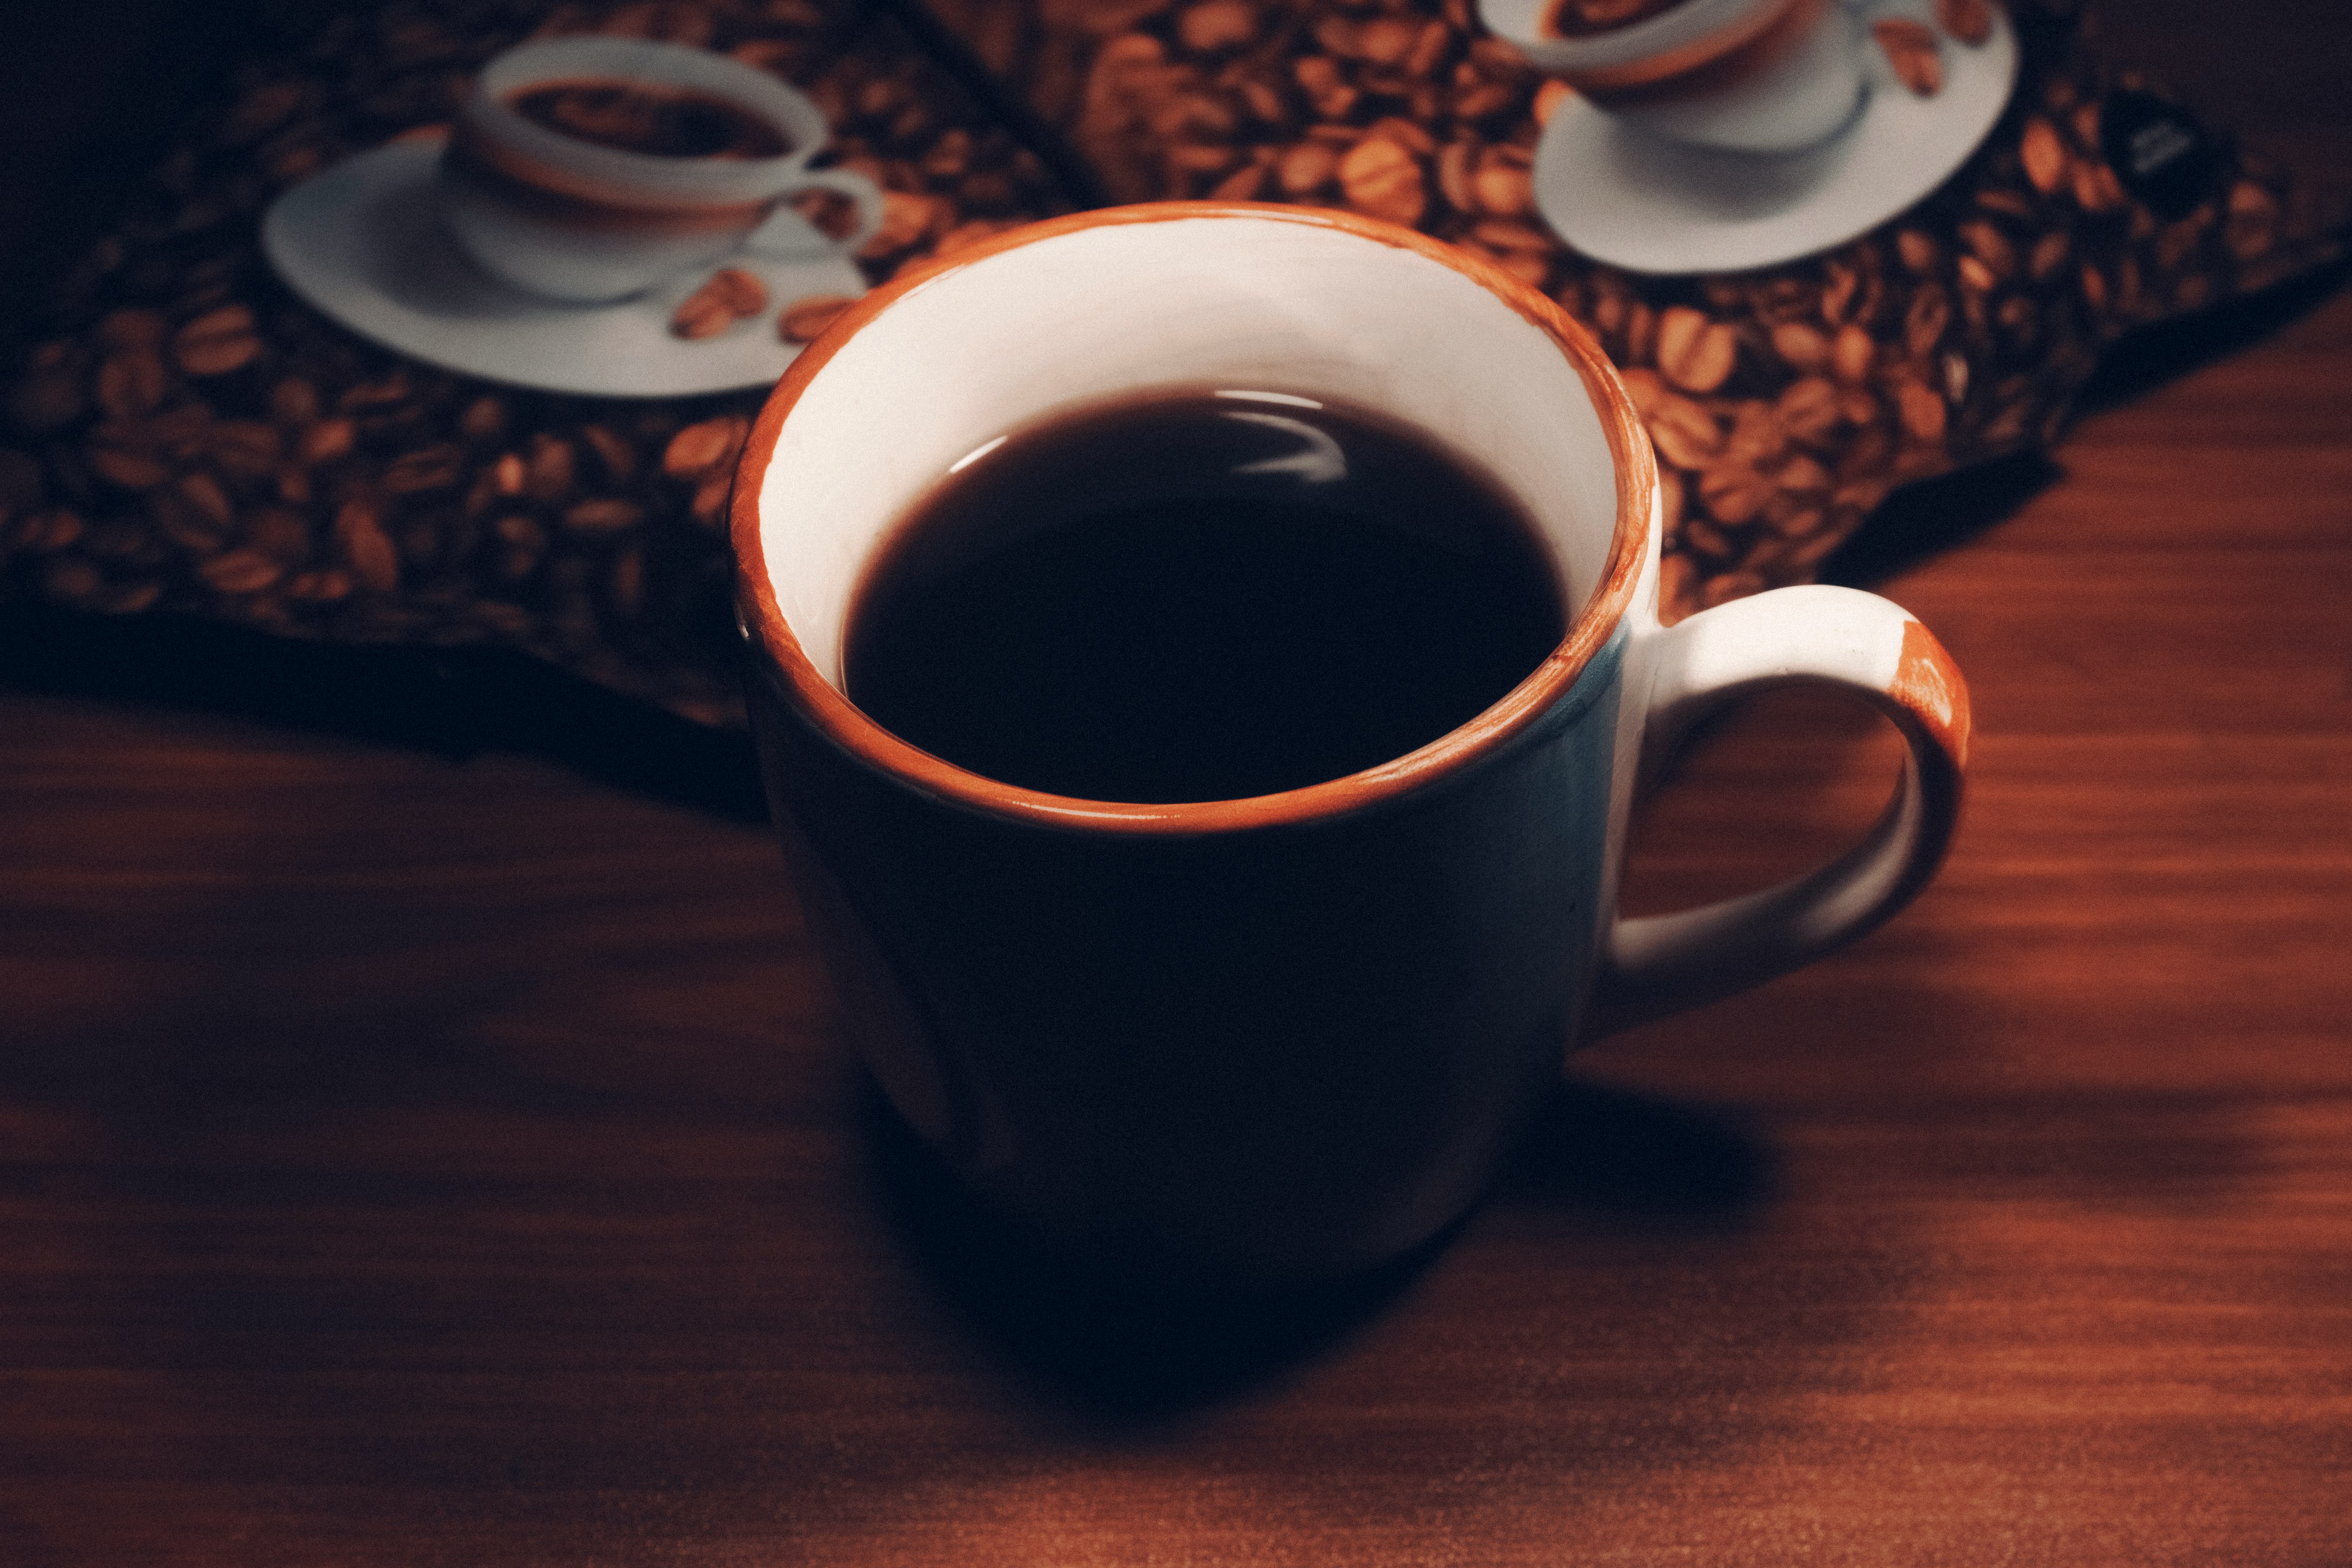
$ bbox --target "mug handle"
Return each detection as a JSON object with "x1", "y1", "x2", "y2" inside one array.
[
  {"x1": 1586, "y1": 583, "x2": 1970, "y2": 1035},
  {"x1": 745, "y1": 168, "x2": 886, "y2": 260}
]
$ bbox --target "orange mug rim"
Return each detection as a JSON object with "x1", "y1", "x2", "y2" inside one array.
[{"x1": 729, "y1": 201, "x2": 1655, "y2": 837}]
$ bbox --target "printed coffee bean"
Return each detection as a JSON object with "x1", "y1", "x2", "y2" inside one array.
[
  {"x1": 1646, "y1": 397, "x2": 1723, "y2": 470},
  {"x1": 198, "y1": 547, "x2": 284, "y2": 595},
  {"x1": 2028, "y1": 228, "x2": 2070, "y2": 281},
  {"x1": 561, "y1": 498, "x2": 645, "y2": 536},
  {"x1": 383, "y1": 444, "x2": 464, "y2": 495},
  {"x1": 148, "y1": 485, "x2": 228, "y2": 554},
  {"x1": 492, "y1": 514, "x2": 545, "y2": 581},
  {"x1": 1897, "y1": 381, "x2": 1949, "y2": 443},
  {"x1": 172, "y1": 305, "x2": 264, "y2": 376},
  {"x1": 16, "y1": 508, "x2": 85, "y2": 553},
  {"x1": 580, "y1": 424, "x2": 635, "y2": 484},
  {"x1": 662, "y1": 416, "x2": 748, "y2": 479},
  {"x1": 285, "y1": 568, "x2": 352, "y2": 603},
  {"x1": 1833, "y1": 324, "x2": 1877, "y2": 383},
  {"x1": 245, "y1": 506, "x2": 309, "y2": 561},
  {"x1": 1177, "y1": 1, "x2": 1255, "y2": 54},
  {"x1": 525, "y1": 434, "x2": 575, "y2": 502},
  {"x1": 299, "y1": 418, "x2": 356, "y2": 465},
  {"x1": 608, "y1": 547, "x2": 646, "y2": 619},
  {"x1": 458, "y1": 396, "x2": 507, "y2": 441},
  {"x1": 85, "y1": 432, "x2": 172, "y2": 492},
  {"x1": 1657, "y1": 307, "x2": 1739, "y2": 393},
  {"x1": 670, "y1": 285, "x2": 739, "y2": 341},
  {"x1": 334, "y1": 500, "x2": 400, "y2": 593},
  {"x1": 338, "y1": 375, "x2": 413, "y2": 416},
  {"x1": 859, "y1": 190, "x2": 944, "y2": 258},
  {"x1": 2021, "y1": 117, "x2": 2067, "y2": 196},
  {"x1": 1725, "y1": 402, "x2": 1784, "y2": 466},
  {"x1": 1338, "y1": 137, "x2": 1426, "y2": 224},
  {"x1": 690, "y1": 471, "x2": 733, "y2": 529},
  {"x1": 707, "y1": 267, "x2": 769, "y2": 318},
  {"x1": 208, "y1": 420, "x2": 283, "y2": 479},
  {"x1": 97, "y1": 309, "x2": 170, "y2": 353},
  {"x1": 2225, "y1": 181, "x2": 2282, "y2": 262},
  {"x1": 175, "y1": 472, "x2": 235, "y2": 533},
  {"x1": 1471, "y1": 157, "x2": 1534, "y2": 217},
  {"x1": 43, "y1": 558, "x2": 107, "y2": 606},
  {"x1": 778, "y1": 294, "x2": 856, "y2": 343},
  {"x1": 218, "y1": 80, "x2": 306, "y2": 146},
  {"x1": 1875, "y1": 20, "x2": 1943, "y2": 95},
  {"x1": 490, "y1": 451, "x2": 528, "y2": 496},
  {"x1": 1771, "y1": 321, "x2": 1831, "y2": 373},
  {"x1": 96, "y1": 353, "x2": 168, "y2": 421},
  {"x1": 1958, "y1": 220, "x2": 2016, "y2": 281},
  {"x1": 1209, "y1": 162, "x2": 1267, "y2": 199},
  {"x1": 1436, "y1": 139, "x2": 1478, "y2": 213},
  {"x1": 1699, "y1": 463, "x2": 1774, "y2": 526},
  {"x1": 1935, "y1": 0, "x2": 1993, "y2": 47},
  {"x1": 1776, "y1": 378, "x2": 1843, "y2": 447},
  {"x1": 270, "y1": 377, "x2": 321, "y2": 427},
  {"x1": 1679, "y1": 515, "x2": 1734, "y2": 560},
  {"x1": 1367, "y1": 117, "x2": 1437, "y2": 157},
  {"x1": 1905, "y1": 284, "x2": 1951, "y2": 358},
  {"x1": 1279, "y1": 141, "x2": 1339, "y2": 196}
]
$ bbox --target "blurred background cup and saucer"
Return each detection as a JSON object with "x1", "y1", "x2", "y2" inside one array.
[
  {"x1": 262, "y1": 35, "x2": 880, "y2": 397},
  {"x1": 1482, "y1": 0, "x2": 2020, "y2": 274}
]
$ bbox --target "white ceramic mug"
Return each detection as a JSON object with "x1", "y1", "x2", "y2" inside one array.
[
  {"x1": 1482, "y1": 0, "x2": 1868, "y2": 154},
  {"x1": 440, "y1": 37, "x2": 883, "y2": 303},
  {"x1": 731, "y1": 204, "x2": 1969, "y2": 1284}
]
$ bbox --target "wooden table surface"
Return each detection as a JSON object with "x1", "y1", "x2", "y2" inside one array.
[{"x1": 4, "y1": 8, "x2": 2349, "y2": 1564}]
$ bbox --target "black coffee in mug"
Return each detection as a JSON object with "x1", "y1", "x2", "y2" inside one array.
[{"x1": 843, "y1": 390, "x2": 1566, "y2": 804}]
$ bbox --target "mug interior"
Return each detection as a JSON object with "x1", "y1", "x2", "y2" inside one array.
[
  {"x1": 755, "y1": 211, "x2": 1630, "y2": 696},
  {"x1": 1481, "y1": 0, "x2": 1781, "y2": 73}
]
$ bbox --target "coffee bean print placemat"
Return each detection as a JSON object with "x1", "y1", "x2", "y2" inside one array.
[
  {"x1": 2, "y1": 0, "x2": 2343, "y2": 729},
  {"x1": 915, "y1": 0, "x2": 2348, "y2": 622}
]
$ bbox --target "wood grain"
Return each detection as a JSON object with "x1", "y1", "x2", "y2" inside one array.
[{"x1": 3, "y1": 6, "x2": 2349, "y2": 1564}]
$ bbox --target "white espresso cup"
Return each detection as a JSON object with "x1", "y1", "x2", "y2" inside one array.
[
  {"x1": 440, "y1": 36, "x2": 883, "y2": 303},
  {"x1": 732, "y1": 205, "x2": 1969, "y2": 1284},
  {"x1": 1482, "y1": 0, "x2": 1868, "y2": 155}
]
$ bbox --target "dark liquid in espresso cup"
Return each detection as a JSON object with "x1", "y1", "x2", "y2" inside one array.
[
  {"x1": 1542, "y1": 0, "x2": 1697, "y2": 38},
  {"x1": 843, "y1": 390, "x2": 1566, "y2": 805},
  {"x1": 508, "y1": 78, "x2": 792, "y2": 159}
]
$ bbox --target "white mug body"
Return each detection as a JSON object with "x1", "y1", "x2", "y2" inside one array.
[{"x1": 731, "y1": 205, "x2": 1968, "y2": 1284}]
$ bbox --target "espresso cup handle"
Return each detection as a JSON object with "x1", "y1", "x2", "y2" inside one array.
[
  {"x1": 745, "y1": 167, "x2": 885, "y2": 260},
  {"x1": 1587, "y1": 584, "x2": 1969, "y2": 1035}
]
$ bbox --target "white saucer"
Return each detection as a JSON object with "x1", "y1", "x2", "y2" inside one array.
[
  {"x1": 261, "y1": 137, "x2": 867, "y2": 398},
  {"x1": 1533, "y1": 0, "x2": 2018, "y2": 276}
]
